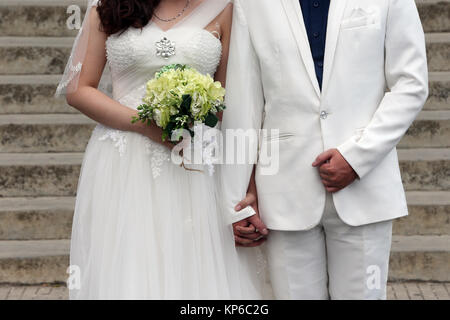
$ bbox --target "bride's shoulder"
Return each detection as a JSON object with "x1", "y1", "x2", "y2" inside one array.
[{"x1": 207, "y1": 1, "x2": 233, "y2": 28}]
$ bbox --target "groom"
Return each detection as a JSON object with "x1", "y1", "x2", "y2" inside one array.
[{"x1": 221, "y1": 0, "x2": 428, "y2": 299}]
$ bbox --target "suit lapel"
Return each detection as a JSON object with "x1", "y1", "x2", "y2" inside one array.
[
  {"x1": 322, "y1": 0, "x2": 348, "y2": 95},
  {"x1": 281, "y1": 0, "x2": 321, "y2": 97}
]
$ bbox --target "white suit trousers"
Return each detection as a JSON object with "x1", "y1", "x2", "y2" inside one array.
[{"x1": 266, "y1": 194, "x2": 393, "y2": 300}]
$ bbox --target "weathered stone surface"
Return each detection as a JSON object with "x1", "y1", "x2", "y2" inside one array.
[
  {"x1": 426, "y1": 74, "x2": 450, "y2": 110},
  {"x1": 427, "y1": 39, "x2": 450, "y2": 72},
  {"x1": 0, "y1": 197, "x2": 74, "y2": 240},
  {"x1": 0, "y1": 240, "x2": 69, "y2": 284},
  {"x1": 400, "y1": 113, "x2": 450, "y2": 148},
  {"x1": 0, "y1": 1, "x2": 86, "y2": 37},
  {"x1": 0, "y1": 153, "x2": 82, "y2": 197},
  {"x1": 389, "y1": 251, "x2": 450, "y2": 282},
  {"x1": 395, "y1": 205, "x2": 450, "y2": 236},
  {"x1": 0, "y1": 81, "x2": 75, "y2": 114},
  {"x1": 417, "y1": 1, "x2": 450, "y2": 33},
  {"x1": 0, "y1": 255, "x2": 68, "y2": 284},
  {"x1": 0, "y1": 45, "x2": 71, "y2": 75},
  {"x1": 0, "y1": 122, "x2": 95, "y2": 153},
  {"x1": 399, "y1": 149, "x2": 450, "y2": 191},
  {"x1": 0, "y1": 164, "x2": 80, "y2": 197},
  {"x1": 389, "y1": 235, "x2": 450, "y2": 282},
  {"x1": 400, "y1": 159, "x2": 450, "y2": 191}
]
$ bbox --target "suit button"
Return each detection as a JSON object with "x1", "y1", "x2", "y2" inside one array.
[{"x1": 320, "y1": 111, "x2": 329, "y2": 119}]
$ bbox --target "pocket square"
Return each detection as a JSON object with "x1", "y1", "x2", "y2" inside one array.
[
  {"x1": 342, "y1": 6, "x2": 380, "y2": 29},
  {"x1": 348, "y1": 7, "x2": 374, "y2": 19}
]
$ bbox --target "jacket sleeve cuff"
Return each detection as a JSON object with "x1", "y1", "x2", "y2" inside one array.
[
  {"x1": 229, "y1": 206, "x2": 256, "y2": 224},
  {"x1": 337, "y1": 139, "x2": 368, "y2": 179}
]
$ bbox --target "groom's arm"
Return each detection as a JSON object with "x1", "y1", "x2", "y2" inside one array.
[
  {"x1": 221, "y1": 0, "x2": 265, "y2": 224},
  {"x1": 334, "y1": 0, "x2": 428, "y2": 179}
]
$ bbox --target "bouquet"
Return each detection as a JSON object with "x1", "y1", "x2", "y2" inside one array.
[{"x1": 132, "y1": 64, "x2": 226, "y2": 142}]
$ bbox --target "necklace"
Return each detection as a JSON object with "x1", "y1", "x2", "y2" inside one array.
[{"x1": 154, "y1": 0, "x2": 191, "y2": 23}]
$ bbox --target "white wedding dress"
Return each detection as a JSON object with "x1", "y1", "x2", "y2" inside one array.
[{"x1": 64, "y1": 0, "x2": 266, "y2": 299}]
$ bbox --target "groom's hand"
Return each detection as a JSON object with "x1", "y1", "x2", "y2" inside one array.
[
  {"x1": 233, "y1": 193, "x2": 269, "y2": 247},
  {"x1": 313, "y1": 149, "x2": 358, "y2": 193}
]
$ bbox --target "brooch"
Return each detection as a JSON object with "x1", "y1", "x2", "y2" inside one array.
[{"x1": 155, "y1": 37, "x2": 176, "y2": 59}]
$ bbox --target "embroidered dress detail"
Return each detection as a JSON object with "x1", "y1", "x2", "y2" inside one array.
[{"x1": 97, "y1": 125, "x2": 127, "y2": 157}]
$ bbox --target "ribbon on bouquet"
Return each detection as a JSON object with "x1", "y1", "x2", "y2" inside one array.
[{"x1": 174, "y1": 123, "x2": 220, "y2": 176}]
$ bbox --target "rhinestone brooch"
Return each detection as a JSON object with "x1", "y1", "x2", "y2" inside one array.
[{"x1": 155, "y1": 37, "x2": 176, "y2": 59}]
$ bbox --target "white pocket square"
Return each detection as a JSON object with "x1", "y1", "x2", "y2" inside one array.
[
  {"x1": 348, "y1": 7, "x2": 373, "y2": 19},
  {"x1": 341, "y1": 7, "x2": 379, "y2": 29}
]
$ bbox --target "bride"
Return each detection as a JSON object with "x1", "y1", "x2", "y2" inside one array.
[{"x1": 56, "y1": 0, "x2": 266, "y2": 299}]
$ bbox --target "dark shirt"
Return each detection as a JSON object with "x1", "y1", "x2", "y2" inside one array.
[{"x1": 299, "y1": 0, "x2": 331, "y2": 89}]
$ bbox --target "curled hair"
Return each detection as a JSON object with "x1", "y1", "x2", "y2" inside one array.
[{"x1": 96, "y1": 0, "x2": 161, "y2": 35}]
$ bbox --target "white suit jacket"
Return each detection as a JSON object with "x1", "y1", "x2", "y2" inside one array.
[{"x1": 221, "y1": 0, "x2": 429, "y2": 229}]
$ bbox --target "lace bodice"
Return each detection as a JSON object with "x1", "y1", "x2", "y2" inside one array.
[{"x1": 106, "y1": 26, "x2": 222, "y2": 83}]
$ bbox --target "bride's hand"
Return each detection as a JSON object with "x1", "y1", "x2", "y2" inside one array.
[{"x1": 136, "y1": 120, "x2": 175, "y2": 150}]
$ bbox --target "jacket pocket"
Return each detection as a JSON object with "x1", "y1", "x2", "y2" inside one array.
[{"x1": 263, "y1": 133, "x2": 295, "y2": 142}]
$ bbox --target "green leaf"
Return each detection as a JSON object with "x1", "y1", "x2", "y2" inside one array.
[
  {"x1": 180, "y1": 95, "x2": 192, "y2": 114},
  {"x1": 205, "y1": 113, "x2": 218, "y2": 128}
]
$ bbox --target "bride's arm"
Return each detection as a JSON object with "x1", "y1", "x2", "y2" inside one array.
[
  {"x1": 213, "y1": 3, "x2": 233, "y2": 87},
  {"x1": 212, "y1": 3, "x2": 233, "y2": 121},
  {"x1": 66, "y1": 8, "x2": 173, "y2": 149}
]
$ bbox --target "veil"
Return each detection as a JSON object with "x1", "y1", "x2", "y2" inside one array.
[{"x1": 55, "y1": 0, "x2": 112, "y2": 97}]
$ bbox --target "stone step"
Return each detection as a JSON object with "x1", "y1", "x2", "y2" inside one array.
[
  {"x1": 417, "y1": 0, "x2": 450, "y2": 33},
  {"x1": 0, "y1": 72, "x2": 447, "y2": 115},
  {"x1": 427, "y1": 72, "x2": 449, "y2": 110},
  {"x1": 0, "y1": 37, "x2": 73, "y2": 75},
  {"x1": 0, "y1": 110, "x2": 446, "y2": 153},
  {"x1": 399, "y1": 110, "x2": 450, "y2": 149},
  {"x1": 0, "y1": 191, "x2": 447, "y2": 241},
  {"x1": 389, "y1": 235, "x2": 450, "y2": 282},
  {"x1": 0, "y1": 149, "x2": 447, "y2": 198},
  {"x1": 0, "y1": 236, "x2": 447, "y2": 284},
  {"x1": 427, "y1": 33, "x2": 450, "y2": 72},
  {"x1": 0, "y1": 31, "x2": 447, "y2": 74},
  {"x1": 394, "y1": 191, "x2": 450, "y2": 236},
  {"x1": 0, "y1": 114, "x2": 95, "y2": 153},
  {"x1": 0, "y1": 0, "x2": 86, "y2": 37},
  {"x1": 0, "y1": 0, "x2": 447, "y2": 37},
  {"x1": 0, "y1": 153, "x2": 83, "y2": 197},
  {"x1": 0, "y1": 197, "x2": 75, "y2": 240},
  {"x1": 0, "y1": 240, "x2": 69, "y2": 284},
  {"x1": 399, "y1": 148, "x2": 450, "y2": 191},
  {"x1": 0, "y1": 75, "x2": 76, "y2": 114}
]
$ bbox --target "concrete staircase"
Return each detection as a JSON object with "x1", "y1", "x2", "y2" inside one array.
[{"x1": 0, "y1": 0, "x2": 449, "y2": 285}]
